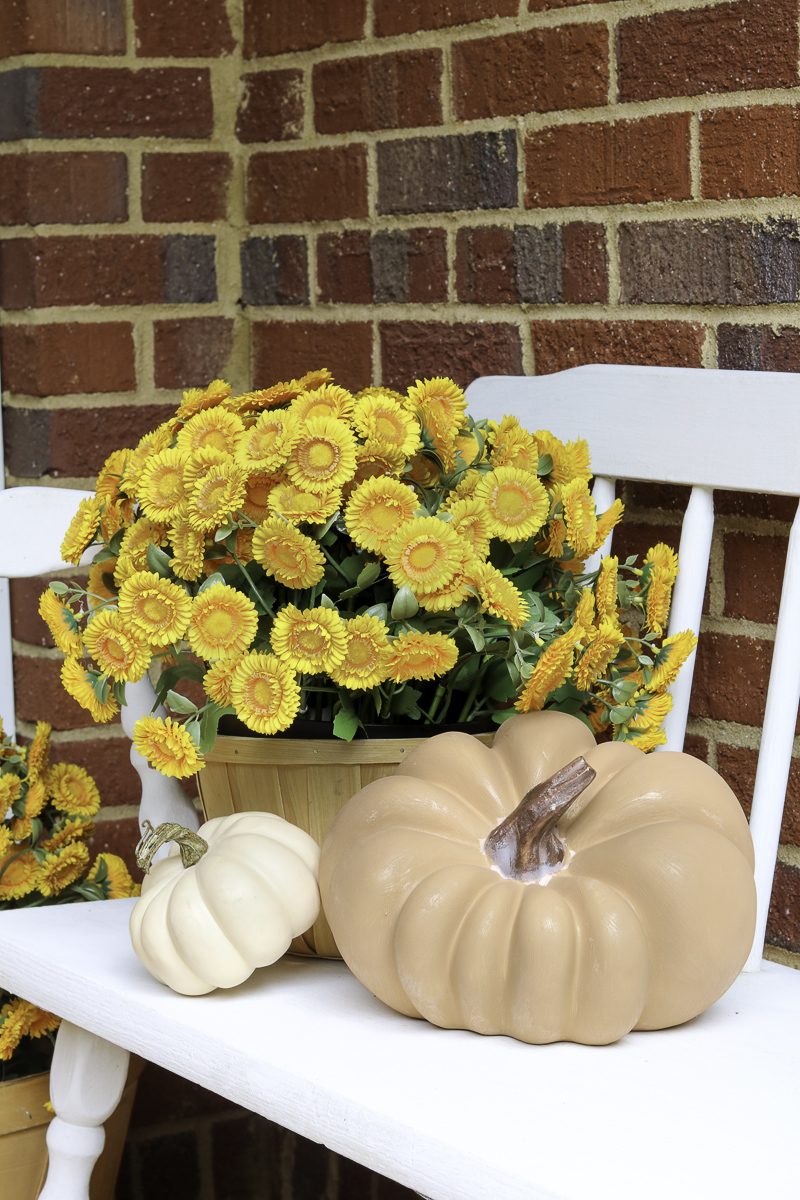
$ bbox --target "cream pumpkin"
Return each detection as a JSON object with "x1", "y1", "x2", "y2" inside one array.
[
  {"x1": 319, "y1": 710, "x2": 757, "y2": 1045},
  {"x1": 130, "y1": 812, "x2": 321, "y2": 995}
]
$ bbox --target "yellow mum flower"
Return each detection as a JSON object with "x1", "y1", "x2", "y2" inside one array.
[
  {"x1": 590, "y1": 498, "x2": 625, "y2": 553},
  {"x1": 230, "y1": 653, "x2": 301, "y2": 735},
  {"x1": 27, "y1": 1007, "x2": 61, "y2": 1040},
  {"x1": 133, "y1": 715, "x2": 204, "y2": 779},
  {"x1": 287, "y1": 416, "x2": 357, "y2": 491},
  {"x1": 40, "y1": 817, "x2": 92, "y2": 853},
  {"x1": 352, "y1": 394, "x2": 421, "y2": 459},
  {"x1": 118, "y1": 571, "x2": 192, "y2": 644},
  {"x1": 182, "y1": 446, "x2": 233, "y2": 493},
  {"x1": 0, "y1": 851, "x2": 40, "y2": 902},
  {"x1": 646, "y1": 543, "x2": 679, "y2": 581},
  {"x1": 441, "y1": 469, "x2": 484, "y2": 508},
  {"x1": 37, "y1": 842, "x2": 90, "y2": 897},
  {"x1": 20, "y1": 778, "x2": 46, "y2": 822},
  {"x1": 26, "y1": 721, "x2": 51, "y2": 785},
  {"x1": 623, "y1": 690, "x2": 674, "y2": 751},
  {"x1": 329, "y1": 614, "x2": 392, "y2": 691},
  {"x1": 187, "y1": 462, "x2": 247, "y2": 533},
  {"x1": 595, "y1": 556, "x2": 619, "y2": 621},
  {"x1": 175, "y1": 379, "x2": 232, "y2": 421},
  {"x1": 561, "y1": 477, "x2": 598, "y2": 558},
  {"x1": 169, "y1": 522, "x2": 206, "y2": 582},
  {"x1": 240, "y1": 471, "x2": 278, "y2": 522},
  {"x1": 475, "y1": 467, "x2": 549, "y2": 542},
  {"x1": 176, "y1": 406, "x2": 245, "y2": 458},
  {"x1": 60, "y1": 496, "x2": 102, "y2": 565},
  {"x1": 38, "y1": 589, "x2": 83, "y2": 657},
  {"x1": 0, "y1": 775, "x2": 22, "y2": 812},
  {"x1": 48, "y1": 763, "x2": 101, "y2": 817},
  {"x1": 350, "y1": 441, "x2": 408, "y2": 491},
  {"x1": 0, "y1": 998, "x2": 36, "y2": 1060},
  {"x1": 271, "y1": 604, "x2": 347, "y2": 674},
  {"x1": 531, "y1": 430, "x2": 579, "y2": 488},
  {"x1": 267, "y1": 481, "x2": 341, "y2": 525},
  {"x1": 385, "y1": 516, "x2": 464, "y2": 595},
  {"x1": 0, "y1": 828, "x2": 12, "y2": 859},
  {"x1": 297, "y1": 368, "x2": 333, "y2": 392},
  {"x1": 515, "y1": 628, "x2": 582, "y2": 713},
  {"x1": 291, "y1": 383, "x2": 355, "y2": 424},
  {"x1": 648, "y1": 630, "x2": 698, "y2": 692},
  {"x1": 235, "y1": 409, "x2": 298, "y2": 473},
  {"x1": 446, "y1": 497, "x2": 492, "y2": 561},
  {"x1": 404, "y1": 452, "x2": 440, "y2": 491},
  {"x1": 203, "y1": 657, "x2": 245, "y2": 707},
  {"x1": 489, "y1": 416, "x2": 539, "y2": 474},
  {"x1": 87, "y1": 852, "x2": 136, "y2": 899},
  {"x1": 96, "y1": 446, "x2": 134, "y2": 506},
  {"x1": 114, "y1": 518, "x2": 169, "y2": 585},
  {"x1": 139, "y1": 448, "x2": 190, "y2": 523},
  {"x1": 345, "y1": 477, "x2": 418, "y2": 555},
  {"x1": 388, "y1": 631, "x2": 459, "y2": 683},
  {"x1": 466, "y1": 561, "x2": 530, "y2": 629},
  {"x1": 252, "y1": 519, "x2": 325, "y2": 588},
  {"x1": 88, "y1": 557, "x2": 118, "y2": 608},
  {"x1": 83, "y1": 609, "x2": 151, "y2": 682},
  {"x1": 573, "y1": 619, "x2": 625, "y2": 691},
  {"x1": 405, "y1": 377, "x2": 466, "y2": 439},
  {"x1": 120, "y1": 424, "x2": 175, "y2": 499},
  {"x1": 573, "y1": 588, "x2": 596, "y2": 632},
  {"x1": 60, "y1": 658, "x2": 120, "y2": 723},
  {"x1": 565, "y1": 438, "x2": 592, "y2": 483},
  {"x1": 187, "y1": 583, "x2": 258, "y2": 660}
]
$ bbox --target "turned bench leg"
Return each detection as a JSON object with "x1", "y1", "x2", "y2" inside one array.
[{"x1": 39, "y1": 1021, "x2": 130, "y2": 1200}]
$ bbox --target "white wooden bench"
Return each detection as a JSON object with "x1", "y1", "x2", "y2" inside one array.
[{"x1": 0, "y1": 363, "x2": 798, "y2": 1200}]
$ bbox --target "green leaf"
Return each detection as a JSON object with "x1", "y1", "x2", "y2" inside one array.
[
  {"x1": 155, "y1": 661, "x2": 206, "y2": 701},
  {"x1": 338, "y1": 555, "x2": 365, "y2": 584},
  {"x1": 214, "y1": 523, "x2": 235, "y2": 543},
  {"x1": 609, "y1": 705, "x2": 633, "y2": 725},
  {"x1": 463, "y1": 624, "x2": 485, "y2": 652},
  {"x1": 492, "y1": 708, "x2": 518, "y2": 726},
  {"x1": 184, "y1": 718, "x2": 202, "y2": 748},
  {"x1": 146, "y1": 543, "x2": 173, "y2": 579},
  {"x1": 364, "y1": 603, "x2": 388, "y2": 623},
  {"x1": 318, "y1": 593, "x2": 337, "y2": 610},
  {"x1": 49, "y1": 581, "x2": 69, "y2": 594},
  {"x1": 391, "y1": 585, "x2": 419, "y2": 620},
  {"x1": 198, "y1": 703, "x2": 235, "y2": 755},
  {"x1": 166, "y1": 690, "x2": 199, "y2": 715},
  {"x1": 486, "y1": 659, "x2": 518, "y2": 702},
  {"x1": 92, "y1": 675, "x2": 110, "y2": 706},
  {"x1": 111, "y1": 680, "x2": 127, "y2": 706},
  {"x1": 29, "y1": 817, "x2": 43, "y2": 847},
  {"x1": 356, "y1": 562, "x2": 381, "y2": 589},
  {"x1": 333, "y1": 709, "x2": 360, "y2": 742},
  {"x1": 199, "y1": 572, "x2": 226, "y2": 593},
  {"x1": 91, "y1": 547, "x2": 116, "y2": 564},
  {"x1": 537, "y1": 453, "x2": 554, "y2": 476},
  {"x1": 107, "y1": 528, "x2": 126, "y2": 556}
]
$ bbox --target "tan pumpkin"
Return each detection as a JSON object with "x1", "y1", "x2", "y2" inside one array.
[{"x1": 319, "y1": 710, "x2": 757, "y2": 1045}]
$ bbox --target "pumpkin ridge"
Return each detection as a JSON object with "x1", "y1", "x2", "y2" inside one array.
[{"x1": 175, "y1": 865, "x2": 255, "y2": 980}]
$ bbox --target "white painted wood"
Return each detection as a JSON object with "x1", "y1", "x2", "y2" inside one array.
[
  {"x1": 0, "y1": 486, "x2": 94, "y2": 576},
  {"x1": 0, "y1": 407, "x2": 16, "y2": 738},
  {"x1": 122, "y1": 677, "x2": 201, "y2": 844},
  {"x1": 39, "y1": 1021, "x2": 130, "y2": 1200},
  {"x1": 584, "y1": 475, "x2": 616, "y2": 575},
  {"x1": 0, "y1": 900, "x2": 797, "y2": 1200}
]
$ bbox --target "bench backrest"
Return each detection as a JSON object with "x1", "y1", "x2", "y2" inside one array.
[{"x1": 465, "y1": 364, "x2": 800, "y2": 969}]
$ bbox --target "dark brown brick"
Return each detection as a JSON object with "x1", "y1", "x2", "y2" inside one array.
[
  {"x1": 624, "y1": 482, "x2": 691, "y2": 517},
  {"x1": 4, "y1": 403, "x2": 176, "y2": 479},
  {"x1": 247, "y1": 147, "x2": 368, "y2": 223},
  {"x1": 14, "y1": 654, "x2": 121, "y2": 731},
  {"x1": 240, "y1": 237, "x2": 309, "y2": 307},
  {"x1": 314, "y1": 49, "x2": 442, "y2": 135},
  {"x1": 36, "y1": 67, "x2": 213, "y2": 139},
  {"x1": 404, "y1": 228, "x2": 448, "y2": 304},
  {"x1": 689, "y1": 632, "x2": 797, "y2": 731},
  {"x1": 244, "y1": 0, "x2": 366, "y2": 56},
  {"x1": 236, "y1": 71, "x2": 303, "y2": 144},
  {"x1": 318, "y1": 231, "x2": 372, "y2": 305},
  {"x1": 453, "y1": 26, "x2": 607, "y2": 120},
  {"x1": 142, "y1": 153, "x2": 232, "y2": 223},
  {"x1": 380, "y1": 321, "x2": 522, "y2": 391},
  {"x1": 620, "y1": 219, "x2": 800, "y2": 306},
  {"x1": 253, "y1": 321, "x2": 372, "y2": 394},
  {"x1": 457, "y1": 223, "x2": 608, "y2": 305},
  {"x1": 719, "y1": 324, "x2": 800, "y2": 375},
  {"x1": 86, "y1": 815, "x2": 145, "y2": 885},
  {"x1": 766, "y1": 860, "x2": 800, "y2": 954},
  {"x1": 683, "y1": 734, "x2": 709, "y2": 764},
  {"x1": 0, "y1": 152, "x2": 127, "y2": 226},
  {"x1": 526, "y1": 114, "x2": 691, "y2": 208},
  {"x1": 154, "y1": 318, "x2": 234, "y2": 389},
  {"x1": 618, "y1": 0, "x2": 799, "y2": 104},
  {"x1": 700, "y1": 107, "x2": 800, "y2": 201},
  {"x1": 608, "y1": 520, "x2": 681, "y2": 577},
  {"x1": 718, "y1": 744, "x2": 800, "y2": 846},
  {"x1": 530, "y1": 319, "x2": 704, "y2": 374},
  {"x1": 328, "y1": 228, "x2": 449, "y2": 305},
  {"x1": 723, "y1": 533, "x2": 788, "y2": 624},
  {"x1": 561, "y1": 223, "x2": 608, "y2": 303},
  {"x1": 714, "y1": 485, "x2": 798, "y2": 525},
  {"x1": 133, "y1": 0, "x2": 233, "y2": 57},
  {"x1": 457, "y1": 227, "x2": 516, "y2": 304},
  {"x1": 378, "y1": 131, "x2": 517, "y2": 215},
  {"x1": 1, "y1": 323, "x2": 135, "y2": 397},
  {"x1": 163, "y1": 235, "x2": 216, "y2": 303},
  {"x1": 0, "y1": 0, "x2": 125, "y2": 55},
  {"x1": 50, "y1": 739, "x2": 142, "y2": 812},
  {"x1": 376, "y1": 0, "x2": 516, "y2": 36},
  {"x1": 0, "y1": 236, "x2": 164, "y2": 309}
]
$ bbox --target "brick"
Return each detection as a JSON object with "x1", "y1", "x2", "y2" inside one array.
[
  {"x1": 136, "y1": 1130, "x2": 201, "y2": 1200},
  {"x1": 86, "y1": 816, "x2": 145, "y2": 886},
  {"x1": 318, "y1": 231, "x2": 371, "y2": 305},
  {"x1": 717, "y1": 745, "x2": 800, "y2": 846},
  {"x1": 1, "y1": 323, "x2": 135, "y2": 397},
  {"x1": 766, "y1": 861, "x2": 800, "y2": 954},
  {"x1": 240, "y1": 237, "x2": 309, "y2": 307},
  {"x1": 689, "y1": 632, "x2": 792, "y2": 730},
  {"x1": 607, "y1": 520, "x2": 682, "y2": 575},
  {"x1": 530, "y1": 319, "x2": 704, "y2": 374},
  {"x1": 723, "y1": 533, "x2": 788, "y2": 624},
  {"x1": 211, "y1": 1115, "x2": 283, "y2": 1199},
  {"x1": 0, "y1": 153, "x2": 127, "y2": 226},
  {"x1": 164, "y1": 235, "x2": 217, "y2": 303},
  {"x1": 618, "y1": 0, "x2": 798, "y2": 104},
  {"x1": 10, "y1": 572, "x2": 84, "y2": 646},
  {"x1": 314, "y1": 49, "x2": 442, "y2": 135},
  {"x1": 49, "y1": 739, "x2": 142, "y2": 812},
  {"x1": 719, "y1": 324, "x2": 800, "y2": 374},
  {"x1": 376, "y1": 0, "x2": 517, "y2": 36},
  {"x1": 4, "y1": 403, "x2": 176, "y2": 479},
  {"x1": 142, "y1": 153, "x2": 231, "y2": 223},
  {"x1": 453, "y1": 26, "x2": 607, "y2": 120},
  {"x1": 154, "y1": 318, "x2": 235, "y2": 389},
  {"x1": 526, "y1": 114, "x2": 691, "y2": 208},
  {"x1": 457, "y1": 227, "x2": 516, "y2": 305},
  {"x1": 561, "y1": 223, "x2": 608, "y2": 303},
  {"x1": 700, "y1": 107, "x2": 800, "y2": 202},
  {"x1": 134, "y1": 0, "x2": 233, "y2": 57},
  {"x1": 236, "y1": 71, "x2": 303, "y2": 144},
  {"x1": 620, "y1": 219, "x2": 800, "y2": 306},
  {"x1": 457, "y1": 223, "x2": 608, "y2": 305},
  {"x1": 624, "y1": 482, "x2": 691, "y2": 516},
  {"x1": 132, "y1": 1065, "x2": 237, "y2": 1128},
  {"x1": 713, "y1": 483, "x2": 798, "y2": 525},
  {"x1": 0, "y1": 236, "x2": 164, "y2": 309},
  {"x1": 247, "y1": 147, "x2": 368, "y2": 224},
  {"x1": 36, "y1": 67, "x2": 213, "y2": 139},
  {"x1": 244, "y1": 0, "x2": 366, "y2": 56},
  {"x1": 0, "y1": 69, "x2": 41, "y2": 141},
  {"x1": 378, "y1": 131, "x2": 517, "y2": 215},
  {"x1": 0, "y1": 0, "x2": 125, "y2": 56},
  {"x1": 14, "y1": 654, "x2": 121, "y2": 731},
  {"x1": 338, "y1": 1156, "x2": 377, "y2": 1200},
  {"x1": 253, "y1": 321, "x2": 372, "y2": 394},
  {"x1": 380, "y1": 321, "x2": 523, "y2": 391},
  {"x1": 388, "y1": 228, "x2": 448, "y2": 304}
]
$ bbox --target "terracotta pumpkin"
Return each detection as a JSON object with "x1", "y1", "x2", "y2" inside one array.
[{"x1": 319, "y1": 711, "x2": 757, "y2": 1045}]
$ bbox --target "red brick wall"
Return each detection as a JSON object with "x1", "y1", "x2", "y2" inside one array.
[{"x1": 2, "y1": 0, "x2": 799, "y2": 1191}]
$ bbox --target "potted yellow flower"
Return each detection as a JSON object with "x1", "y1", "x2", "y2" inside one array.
[
  {"x1": 0, "y1": 721, "x2": 141, "y2": 1199},
  {"x1": 42, "y1": 372, "x2": 695, "y2": 955}
]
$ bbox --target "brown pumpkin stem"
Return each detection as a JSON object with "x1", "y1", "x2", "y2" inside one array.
[
  {"x1": 135, "y1": 819, "x2": 209, "y2": 874},
  {"x1": 483, "y1": 756, "x2": 596, "y2": 881}
]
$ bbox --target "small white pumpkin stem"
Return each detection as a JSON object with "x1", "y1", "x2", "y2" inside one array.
[
  {"x1": 484, "y1": 756, "x2": 596, "y2": 880},
  {"x1": 136, "y1": 819, "x2": 209, "y2": 874}
]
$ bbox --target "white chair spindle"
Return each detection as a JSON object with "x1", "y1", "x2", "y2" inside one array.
[{"x1": 585, "y1": 475, "x2": 617, "y2": 575}]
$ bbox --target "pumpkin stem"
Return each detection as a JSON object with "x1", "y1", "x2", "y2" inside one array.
[
  {"x1": 483, "y1": 756, "x2": 596, "y2": 881},
  {"x1": 135, "y1": 819, "x2": 209, "y2": 874}
]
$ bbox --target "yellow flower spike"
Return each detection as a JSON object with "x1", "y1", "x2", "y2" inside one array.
[
  {"x1": 118, "y1": 571, "x2": 192, "y2": 645},
  {"x1": 25, "y1": 721, "x2": 51, "y2": 784},
  {"x1": 60, "y1": 658, "x2": 119, "y2": 723},
  {"x1": 271, "y1": 604, "x2": 348, "y2": 674},
  {"x1": 445, "y1": 497, "x2": 492, "y2": 561},
  {"x1": 169, "y1": 522, "x2": 206, "y2": 582},
  {"x1": 648, "y1": 630, "x2": 698, "y2": 692},
  {"x1": 385, "y1": 516, "x2": 464, "y2": 595},
  {"x1": 203, "y1": 656, "x2": 246, "y2": 707},
  {"x1": 466, "y1": 560, "x2": 530, "y2": 629},
  {"x1": 287, "y1": 416, "x2": 357, "y2": 491},
  {"x1": 515, "y1": 627, "x2": 582, "y2": 713},
  {"x1": 88, "y1": 557, "x2": 119, "y2": 607},
  {"x1": 329, "y1": 614, "x2": 392, "y2": 691},
  {"x1": 590, "y1": 498, "x2": 625, "y2": 553},
  {"x1": 60, "y1": 496, "x2": 103, "y2": 565},
  {"x1": 475, "y1": 466, "x2": 550, "y2": 542},
  {"x1": 26, "y1": 1007, "x2": 61, "y2": 1040},
  {"x1": 252, "y1": 518, "x2": 326, "y2": 589},
  {"x1": 38, "y1": 589, "x2": 83, "y2": 658},
  {"x1": 37, "y1": 843, "x2": 90, "y2": 897},
  {"x1": 87, "y1": 852, "x2": 136, "y2": 899},
  {"x1": 0, "y1": 998, "x2": 36, "y2": 1059},
  {"x1": 133, "y1": 715, "x2": 204, "y2": 779},
  {"x1": 573, "y1": 588, "x2": 596, "y2": 632},
  {"x1": 187, "y1": 583, "x2": 258, "y2": 661},
  {"x1": 560, "y1": 477, "x2": 597, "y2": 558},
  {"x1": 83, "y1": 609, "x2": 151, "y2": 682},
  {"x1": 230, "y1": 653, "x2": 301, "y2": 735},
  {"x1": 388, "y1": 630, "x2": 459, "y2": 683},
  {"x1": 176, "y1": 406, "x2": 245, "y2": 458},
  {"x1": 48, "y1": 763, "x2": 101, "y2": 817},
  {"x1": 644, "y1": 568, "x2": 675, "y2": 637},
  {"x1": 40, "y1": 817, "x2": 92, "y2": 853},
  {"x1": 573, "y1": 618, "x2": 625, "y2": 691},
  {"x1": 595, "y1": 556, "x2": 619, "y2": 621},
  {"x1": 345, "y1": 476, "x2": 418, "y2": 555},
  {"x1": 138, "y1": 448, "x2": 190, "y2": 524}
]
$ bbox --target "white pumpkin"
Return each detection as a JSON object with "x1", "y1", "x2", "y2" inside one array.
[{"x1": 129, "y1": 812, "x2": 321, "y2": 995}]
